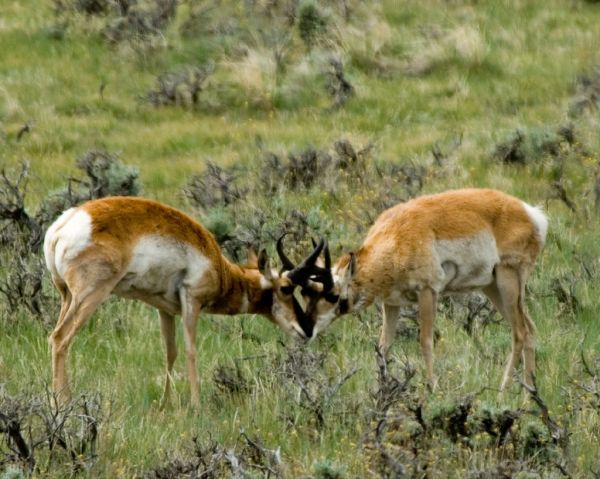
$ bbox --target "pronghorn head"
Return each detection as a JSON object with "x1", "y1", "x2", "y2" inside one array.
[
  {"x1": 277, "y1": 236, "x2": 354, "y2": 338},
  {"x1": 249, "y1": 247, "x2": 314, "y2": 340}
]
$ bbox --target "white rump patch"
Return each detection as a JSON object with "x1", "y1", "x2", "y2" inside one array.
[
  {"x1": 521, "y1": 201, "x2": 548, "y2": 246},
  {"x1": 44, "y1": 207, "x2": 77, "y2": 272},
  {"x1": 50, "y1": 209, "x2": 93, "y2": 278}
]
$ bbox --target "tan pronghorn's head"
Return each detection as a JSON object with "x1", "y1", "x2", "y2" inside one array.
[{"x1": 247, "y1": 247, "x2": 315, "y2": 339}]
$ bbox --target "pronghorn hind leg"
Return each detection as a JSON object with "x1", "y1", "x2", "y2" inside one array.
[
  {"x1": 485, "y1": 265, "x2": 535, "y2": 391},
  {"x1": 158, "y1": 310, "x2": 177, "y2": 410},
  {"x1": 418, "y1": 288, "x2": 437, "y2": 389},
  {"x1": 52, "y1": 277, "x2": 72, "y2": 329},
  {"x1": 379, "y1": 304, "x2": 401, "y2": 358},
  {"x1": 50, "y1": 282, "x2": 114, "y2": 404},
  {"x1": 518, "y1": 267, "x2": 536, "y2": 388},
  {"x1": 482, "y1": 281, "x2": 505, "y2": 320}
]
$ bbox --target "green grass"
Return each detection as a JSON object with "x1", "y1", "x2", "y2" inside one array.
[{"x1": 2, "y1": 0, "x2": 600, "y2": 476}]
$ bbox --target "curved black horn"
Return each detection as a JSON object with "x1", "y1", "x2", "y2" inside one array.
[
  {"x1": 301, "y1": 237, "x2": 324, "y2": 267},
  {"x1": 324, "y1": 240, "x2": 331, "y2": 269},
  {"x1": 276, "y1": 234, "x2": 296, "y2": 271},
  {"x1": 287, "y1": 237, "x2": 334, "y2": 293},
  {"x1": 310, "y1": 237, "x2": 330, "y2": 269}
]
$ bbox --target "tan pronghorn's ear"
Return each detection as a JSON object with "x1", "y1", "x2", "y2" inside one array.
[
  {"x1": 339, "y1": 252, "x2": 355, "y2": 287},
  {"x1": 258, "y1": 249, "x2": 273, "y2": 282},
  {"x1": 246, "y1": 247, "x2": 259, "y2": 269},
  {"x1": 348, "y1": 251, "x2": 356, "y2": 276}
]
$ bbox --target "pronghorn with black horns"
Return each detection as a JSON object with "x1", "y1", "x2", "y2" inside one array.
[
  {"x1": 281, "y1": 189, "x2": 548, "y2": 390},
  {"x1": 44, "y1": 196, "x2": 313, "y2": 407}
]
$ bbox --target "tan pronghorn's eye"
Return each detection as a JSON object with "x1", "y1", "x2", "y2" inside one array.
[
  {"x1": 338, "y1": 298, "x2": 349, "y2": 314},
  {"x1": 301, "y1": 287, "x2": 319, "y2": 298},
  {"x1": 324, "y1": 292, "x2": 339, "y2": 303},
  {"x1": 280, "y1": 285, "x2": 295, "y2": 295}
]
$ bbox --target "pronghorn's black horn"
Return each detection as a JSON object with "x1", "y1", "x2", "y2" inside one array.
[
  {"x1": 310, "y1": 237, "x2": 330, "y2": 268},
  {"x1": 276, "y1": 234, "x2": 296, "y2": 271},
  {"x1": 287, "y1": 237, "x2": 334, "y2": 293},
  {"x1": 303, "y1": 237, "x2": 324, "y2": 267}
]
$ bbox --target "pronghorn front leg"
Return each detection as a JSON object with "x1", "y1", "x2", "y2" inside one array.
[
  {"x1": 418, "y1": 288, "x2": 437, "y2": 389},
  {"x1": 179, "y1": 288, "x2": 202, "y2": 408}
]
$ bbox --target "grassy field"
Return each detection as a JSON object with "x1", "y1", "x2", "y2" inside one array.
[{"x1": 2, "y1": 0, "x2": 600, "y2": 477}]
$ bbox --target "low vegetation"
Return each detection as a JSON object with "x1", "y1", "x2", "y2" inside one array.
[{"x1": 2, "y1": 0, "x2": 600, "y2": 477}]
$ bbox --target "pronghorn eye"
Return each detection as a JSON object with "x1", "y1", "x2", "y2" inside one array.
[
  {"x1": 338, "y1": 298, "x2": 349, "y2": 314},
  {"x1": 301, "y1": 287, "x2": 319, "y2": 298},
  {"x1": 324, "y1": 292, "x2": 339, "y2": 303},
  {"x1": 280, "y1": 285, "x2": 295, "y2": 295}
]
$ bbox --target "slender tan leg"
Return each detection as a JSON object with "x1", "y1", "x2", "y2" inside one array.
[
  {"x1": 482, "y1": 281, "x2": 506, "y2": 319},
  {"x1": 50, "y1": 285, "x2": 113, "y2": 404},
  {"x1": 53, "y1": 279, "x2": 72, "y2": 329},
  {"x1": 379, "y1": 303, "x2": 401, "y2": 357},
  {"x1": 519, "y1": 273, "x2": 536, "y2": 388},
  {"x1": 490, "y1": 265, "x2": 535, "y2": 391},
  {"x1": 179, "y1": 288, "x2": 201, "y2": 408},
  {"x1": 158, "y1": 310, "x2": 177, "y2": 410},
  {"x1": 418, "y1": 288, "x2": 437, "y2": 388}
]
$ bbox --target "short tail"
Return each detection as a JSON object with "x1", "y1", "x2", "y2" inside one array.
[{"x1": 521, "y1": 202, "x2": 548, "y2": 247}]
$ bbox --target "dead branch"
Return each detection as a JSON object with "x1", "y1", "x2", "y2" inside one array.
[
  {"x1": 16, "y1": 122, "x2": 31, "y2": 142},
  {"x1": 520, "y1": 377, "x2": 568, "y2": 448},
  {"x1": 550, "y1": 180, "x2": 577, "y2": 212}
]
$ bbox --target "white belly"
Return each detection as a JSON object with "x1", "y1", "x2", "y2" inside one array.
[
  {"x1": 382, "y1": 231, "x2": 499, "y2": 305},
  {"x1": 114, "y1": 236, "x2": 211, "y2": 306},
  {"x1": 433, "y1": 231, "x2": 499, "y2": 292}
]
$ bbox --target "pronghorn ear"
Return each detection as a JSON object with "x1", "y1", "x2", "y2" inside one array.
[
  {"x1": 246, "y1": 247, "x2": 259, "y2": 269},
  {"x1": 340, "y1": 252, "x2": 355, "y2": 286},
  {"x1": 258, "y1": 249, "x2": 273, "y2": 281}
]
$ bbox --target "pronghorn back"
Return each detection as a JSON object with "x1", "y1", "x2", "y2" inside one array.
[{"x1": 356, "y1": 189, "x2": 547, "y2": 300}]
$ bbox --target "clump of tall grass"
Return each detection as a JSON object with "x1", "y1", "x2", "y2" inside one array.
[
  {"x1": 0, "y1": 153, "x2": 141, "y2": 322},
  {"x1": 141, "y1": 432, "x2": 284, "y2": 478},
  {"x1": 492, "y1": 123, "x2": 576, "y2": 166},
  {"x1": 144, "y1": 64, "x2": 213, "y2": 108},
  {"x1": 182, "y1": 137, "x2": 423, "y2": 259},
  {"x1": 0, "y1": 386, "x2": 103, "y2": 477},
  {"x1": 37, "y1": 150, "x2": 141, "y2": 227},
  {"x1": 569, "y1": 65, "x2": 600, "y2": 117},
  {"x1": 402, "y1": 23, "x2": 489, "y2": 77}
]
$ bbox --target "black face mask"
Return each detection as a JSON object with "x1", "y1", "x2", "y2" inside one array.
[{"x1": 292, "y1": 294, "x2": 313, "y2": 338}]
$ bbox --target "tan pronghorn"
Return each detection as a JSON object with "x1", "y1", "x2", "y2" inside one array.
[
  {"x1": 282, "y1": 188, "x2": 548, "y2": 390},
  {"x1": 44, "y1": 196, "x2": 312, "y2": 407}
]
